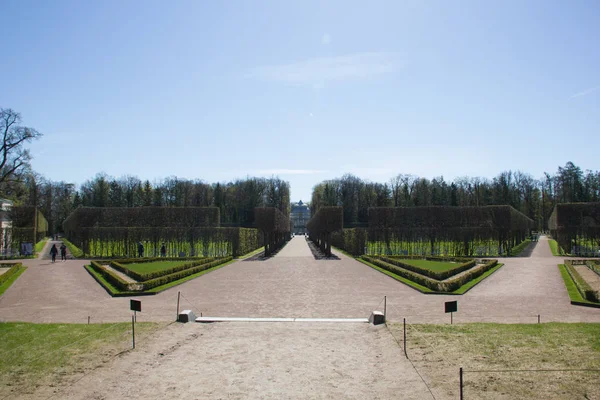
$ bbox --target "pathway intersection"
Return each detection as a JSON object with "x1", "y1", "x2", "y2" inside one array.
[{"x1": 0, "y1": 235, "x2": 599, "y2": 324}]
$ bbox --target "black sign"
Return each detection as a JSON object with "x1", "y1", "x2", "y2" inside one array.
[
  {"x1": 130, "y1": 299, "x2": 141, "y2": 312},
  {"x1": 444, "y1": 301, "x2": 457, "y2": 313}
]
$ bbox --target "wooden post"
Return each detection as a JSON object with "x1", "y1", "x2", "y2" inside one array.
[
  {"x1": 132, "y1": 315, "x2": 135, "y2": 349},
  {"x1": 403, "y1": 318, "x2": 407, "y2": 358},
  {"x1": 176, "y1": 291, "x2": 181, "y2": 321},
  {"x1": 459, "y1": 367, "x2": 463, "y2": 400}
]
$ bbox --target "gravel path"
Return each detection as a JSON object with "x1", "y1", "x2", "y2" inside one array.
[
  {"x1": 1, "y1": 236, "x2": 599, "y2": 324},
  {"x1": 45, "y1": 322, "x2": 432, "y2": 400}
]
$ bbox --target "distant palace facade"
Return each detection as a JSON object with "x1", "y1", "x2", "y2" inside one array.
[{"x1": 290, "y1": 201, "x2": 310, "y2": 234}]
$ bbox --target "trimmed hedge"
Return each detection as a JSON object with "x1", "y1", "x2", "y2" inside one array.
[
  {"x1": 109, "y1": 258, "x2": 217, "y2": 281},
  {"x1": 362, "y1": 256, "x2": 498, "y2": 292},
  {"x1": 331, "y1": 228, "x2": 367, "y2": 256},
  {"x1": 142, "y1": 257, "x2": 232, "y2": 290},
  {"x1": 377, "y1": 256, "x2": 476, "y2": 280},
  {"x1": 0, "y1": 263, "x2": 23, "y2": 286},
  {"x1": 564, "y1": 261, "x2": 599, "y2": 302},
  {"x1": 89, "y1": 261, "x2": 132, "y2": 291},
  {"x1": 90, "y1": 257, "x2": 233, "y2": 292}
]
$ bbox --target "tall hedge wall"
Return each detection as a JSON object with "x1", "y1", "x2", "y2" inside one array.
[
  {"x1": 255, "y1": 207, "x2": 290, "y2": 256},
  {"x1": 367, "y1": 205, "x2": 534, "y2": 256},
  {"x1": 549, "y1": 203, "x2": 600, "y2": 255},
  {"x1": 63, "y1": 206, "x2": 261, "y2": 258},
  {"x1": 7, "y1": 206, "x2": 48, "y2": 245},
  {"x1": 307, "y1": 206, "x2": 343, "y2": 257},
  {"x1": 65, "y1": 226, "x2": 261, "y2": 258},
  {"x1": 63, "y1": 207, "x2": 220, "y2": 229}
]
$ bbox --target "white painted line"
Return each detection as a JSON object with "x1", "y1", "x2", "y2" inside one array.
[{"x1": 195, "y1": 317, "x2": 369, "y2": 323}]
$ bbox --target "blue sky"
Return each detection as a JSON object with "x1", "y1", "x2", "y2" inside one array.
[{"x1": 1, "y1": 0, "x2": 598, "y2": 202}]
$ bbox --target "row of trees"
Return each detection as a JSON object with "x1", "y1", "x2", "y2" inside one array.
[
  {"x1": 311, "y1": 162, "x2": 600, "y2": 230},
  {"x1": 5, "y1": 173, "x2": 290, "y2": 234}
]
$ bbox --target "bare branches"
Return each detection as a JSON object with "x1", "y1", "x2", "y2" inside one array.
[{"x1": 0, "y1": 108, "x2": 42, "y2": 189}]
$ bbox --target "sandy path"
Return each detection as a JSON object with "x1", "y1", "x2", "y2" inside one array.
[
  {"x1": 1, "y1": 236, "x2": 600, "y2": 324},
  {"x1": 40, "y1": 322, "x2": 432, "y2": 400}
]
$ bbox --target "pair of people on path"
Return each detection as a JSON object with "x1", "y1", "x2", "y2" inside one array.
[{"x1": 49, "y1": 243, "x2": 67, "y2": 263}]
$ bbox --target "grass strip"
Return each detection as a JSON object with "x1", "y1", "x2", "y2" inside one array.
[
  {"x1": 236, "y1": 246, "x2": 265, "y2": 259},
  {"x1": 558, "y1": 264, "x2": 600, "y2": 307},
  {"x1": 548, "y1": 239, "x2": 564, "y2": 256},
  {"x1": 34, "y1": 238, "x2": 48, "y2": 255},
  {"x1": 0, "y1": 266, "x2": 27, "y2": 296},
  {"x1": 61, "y1": 237, "x2": 84, "y2": 258},
  {"x1": 510, "y1": 239, "x2": 531, "y2": 256},
  {"x1": 451, "y1": 263, "x2": 503, "y2": 294}
]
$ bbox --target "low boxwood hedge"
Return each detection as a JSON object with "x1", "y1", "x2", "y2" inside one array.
[
  {"x1": 89, "y1": 261, "x2": 133, "y2": 291},
  {"x1": 109, "y1": 257, "x2": 217, "y2": 281},
  {"x1": 362, "y1": 256, "x2": 497, "y2": 292},
  {"x1": 564, "y1": 261, "x2": 599, "y2": 302},
  {"x1": 0, "y1": 263, "x2": 22, "y2": 286},
  {"x1": 387, "y1": 255, "x2": 473, "y2": 263},
  {"x1": 142, "y1": 257, "x2": 232, "y2": 290},
  {"x1": 376, "y1": 256, "x2": 476, "y2": 280}
]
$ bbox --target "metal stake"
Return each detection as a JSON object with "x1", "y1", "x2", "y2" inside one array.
[{"x1": 132, "y1": 315, "x2": 135, "y2": 349}]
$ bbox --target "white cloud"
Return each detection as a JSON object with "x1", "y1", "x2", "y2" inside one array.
[
  {"x1": 322, "y1": 33, "x2": 331, "y2": 45},
  {"x1": 255, "y1": 169, "x2": 327, "y2": 175},
  {"x1": 247, "y1": 52, "x2": 398, "y2": 87},
  {"x1": 309, "y1": 112, "x2": 313, "y2": 117},
  {"x1": 570, "y1": 85, "x2": 600, "y2": 98}
]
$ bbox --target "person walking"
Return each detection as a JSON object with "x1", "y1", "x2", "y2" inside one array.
[
  {"x1": 160, "y1": 243, "x2": 166, "y2": 257},
  {"x1": 137, "y1": 242, "x2": 144, "y2": 258},
  {"x1": 60, "y1": 243, "x2": 67, "y2": 261},
  {"x1": 49, "y1": 244, "x2": 58, "y2": 263}
]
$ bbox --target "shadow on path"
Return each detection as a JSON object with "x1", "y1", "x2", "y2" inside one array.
[
  {"x1": 307, "y1": 239, "x2": 340, "y2": 261},
  {"x1": 516, "y1": 240, "x2": 538, "y2": 258}
]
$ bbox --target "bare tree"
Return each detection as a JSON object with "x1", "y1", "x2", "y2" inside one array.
[{"x1": 0, "y1": 108, "x2": 42, "y2": 189}]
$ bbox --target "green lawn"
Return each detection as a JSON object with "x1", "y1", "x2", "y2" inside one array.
[
  {"x1": 124, "y1": 260, "x2": 192, "y2": 274},
  {"x1": 389, "y1": 322, "x2": 600, "y2": 400},
  {"x1": 0, "y1": 322, "x2": 163, "y2": 398},
  {"x1": 400, "y1": 259, "x2": 462, "y2": 272}
]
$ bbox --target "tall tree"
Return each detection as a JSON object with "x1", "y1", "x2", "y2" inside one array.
[{"x1": 0, "y1": 108, "x2": 42, "y2": 193}]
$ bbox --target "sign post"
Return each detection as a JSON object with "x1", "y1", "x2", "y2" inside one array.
[
  {"x1": 445, "y1": 301, "x2": 457, "y2": 324},
  {"x1": 130, "y1": 299, "x2": 141, "y2": 323},
  {"x1": 130, "y1": 300, "x2": 141, "y2": 349}
]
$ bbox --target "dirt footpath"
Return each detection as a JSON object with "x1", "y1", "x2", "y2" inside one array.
[{"x1": 45, "y1": 322, "x2": 432, "y2": 400}]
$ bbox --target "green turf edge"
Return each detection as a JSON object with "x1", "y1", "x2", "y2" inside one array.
[
  {"x1": 0, "y1": 266, "x2": 27, "y2": 296},
  {"x1": 557, "y1": 264, "x2": 600, "y2": 308},
  {"x1": 357, "y1": 258, "x2": 503, "y2": 295},
  {"x1": 84, "y1": 258, "x2": 237, "y2": 297},
  {"x1": 548, "y1": 239, "x2": 565, "y2": 256},
  {"x1": 356, "y1": 258, "x2": 434, "y2": 293},
  {"x1": 331, "y1": 245, "x2": 354, "y2": 258},
  {"x1": 236, "y1": 246, "x2": 265, "y2": 260},
  {"x1": 451, "y1": 263, "x2": 503, "y2": 294},
  {"x1": 510, "y1": 239, "x2": 531, "y2": 257},
  {"x1": 62, "y1": 237, "x2": 84, "y2": 258},
  {"x1": 34, "y1": 238, "x2": 48, "y2": 255}
]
